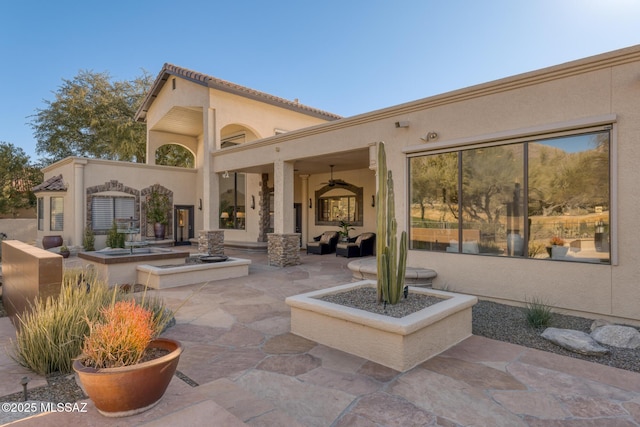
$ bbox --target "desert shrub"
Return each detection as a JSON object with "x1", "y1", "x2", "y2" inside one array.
[
  {"x1": 137, "y1": 292, "x2": 175, "y2": 335},
  {"x1": 80, "y1": 300, "x2": 154, "y2": 369},
  {"x1": 83, "y1": 227, "x2": 95, "y2": 251},
  {"x1": 106, "y1": 222, "x2": 125, "y2": 248},
  {"x1": 13, "y1": 267, "x2": 176, "y2": 374},
  {"x1": 12, "y1": 269, "x2": 118, "y2": 375},
  {"x1": 524, "y1": 296, "x2": 553, "y2": 328}
]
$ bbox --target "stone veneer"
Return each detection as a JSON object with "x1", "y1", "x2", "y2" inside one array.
[
  {"x1": 86, "y1": 180, "x2": 139, "y2": 235},
  {"x1": 199, "y1": 230, "x2": 224, "y2": 255},
  {"x1": 258, "y1": 173, "x2": 272, "y2": 243},
  {"x1": 267, "y1": 233, "x2": 300, "y2": 267}
]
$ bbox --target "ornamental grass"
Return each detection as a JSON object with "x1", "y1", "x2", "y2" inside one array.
[
  {"x1": 12, "y1": 268, "x2": 175, "y2": 375},
  {"x1": 80, "y1": 300, "x2": 154, "y2": 369},
  {"x1": 12, "y1": 268, "x2": 115, "y2": 375},
  {"x1": 524, "y1": 296, "x2": 554, "y2": 328}
]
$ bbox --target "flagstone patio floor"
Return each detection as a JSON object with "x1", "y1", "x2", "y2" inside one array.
[{"x1": 2, "y1": 249, "x2": 639, "y2": 426}]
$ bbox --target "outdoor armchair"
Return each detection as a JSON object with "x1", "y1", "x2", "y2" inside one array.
[{"x1": 307, "y1": 231, "x2": 340, "y2": 255}]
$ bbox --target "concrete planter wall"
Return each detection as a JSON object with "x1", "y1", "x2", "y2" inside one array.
[{"x1": 286, "y1": 280, "x2": 477, "y2": 372}]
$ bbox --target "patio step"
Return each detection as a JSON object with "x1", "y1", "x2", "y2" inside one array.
[{"x1": 347, "y1": 257, "x2": 436, "y2": 286}]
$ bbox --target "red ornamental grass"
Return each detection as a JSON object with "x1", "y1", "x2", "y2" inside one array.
[{"x1": 82, "y1": 300, "x2": 154, "y2": 369}]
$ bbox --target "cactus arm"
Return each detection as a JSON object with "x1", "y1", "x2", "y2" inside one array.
[{"x1": 397, "y1": 231, "x2": 407, "y2": 298}]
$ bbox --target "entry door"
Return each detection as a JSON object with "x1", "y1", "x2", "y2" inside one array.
[{"x1": 174, "y1": 206, "x2": 194, "y2": 245}]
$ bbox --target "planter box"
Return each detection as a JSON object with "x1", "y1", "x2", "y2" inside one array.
[
  {"x1": 136, "y1": 257, "x2": 250, "y2": 289},
  {"x1": 286, "y1": 280, "x2": 477, "y2": 372}
]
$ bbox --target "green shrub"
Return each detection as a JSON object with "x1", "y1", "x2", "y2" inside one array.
[
  {"x1": 524, "y1": 297, "x2": 553, "y2": 328},
  {"x1": 106, "y1": 222, "x2": 125, "y2": 248},
  {"x1": 83, "y1": 227, "x2": 95, "y2": 251}
]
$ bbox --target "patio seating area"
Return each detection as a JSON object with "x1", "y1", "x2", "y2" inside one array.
[{"x1": 1, "y1": 248, "x2": 639, "y2": 425}]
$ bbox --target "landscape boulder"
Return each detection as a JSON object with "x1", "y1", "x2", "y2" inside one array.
[
  {"x1": 541, "y1": 328, "x2": 609, "y2": 356},
  {"x1": 591, "y1": 324, "x2": 640, "y2": 349}
]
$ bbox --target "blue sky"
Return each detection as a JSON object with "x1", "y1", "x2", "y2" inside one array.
[{"x1": 2, "y1": 0, "x2": 639, "y2": 162}]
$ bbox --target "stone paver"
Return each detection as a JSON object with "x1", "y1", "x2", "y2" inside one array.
[{"x1": 2, "y1": 249, "x2": 640, "y2": 426}]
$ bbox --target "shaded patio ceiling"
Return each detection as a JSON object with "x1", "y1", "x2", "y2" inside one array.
[{"x1": 234, "y1": 147, "x2": 371, "y2": 176}]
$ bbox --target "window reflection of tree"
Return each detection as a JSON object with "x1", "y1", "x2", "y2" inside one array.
[{"x1": 409, "y1": 129, "x2": 610, "y2": 263}]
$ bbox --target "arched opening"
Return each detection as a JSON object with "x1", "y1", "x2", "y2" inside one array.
[
  {"x1": 220, "y1": 124, "x2": 260, "y2": 148},
  {"x1": 155, "y1": 144, "x2": 195, "y2": 168}
]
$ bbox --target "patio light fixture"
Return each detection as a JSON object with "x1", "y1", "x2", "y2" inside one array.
[{"x1": 420, "y1": 132, "x2": 438, "y2": 142}]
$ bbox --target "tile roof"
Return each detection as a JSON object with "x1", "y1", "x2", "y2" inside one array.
[
  {"x1": 32, "y1": 174, "x2": 66, "y2": 192},
  {"x1": 135, "y1": 63, "x2": 342, "y2": 122}
]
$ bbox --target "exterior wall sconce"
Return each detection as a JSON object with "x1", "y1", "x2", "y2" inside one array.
[
  {"x1": 371, "y1": 195, "x2": 375, "y2": 207},
  {"x1": 198, "y1": 198, "x2": 202, "y2": 210},
  {"x1": 222, "y1": 171, "x2": 230, "y2": 179},
  {"x1": 251, "y1": 195, "x2": 255, "y2": 209},
  {"x1": 420, "y1": 132, "x2": 438, "y2": 142},
  {"x1": 309, "y1": 198, "x2": 312, "y2": 209}
]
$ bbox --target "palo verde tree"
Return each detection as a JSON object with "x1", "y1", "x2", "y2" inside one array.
[
  {"x1": 30, "y1": 70, "x2": 153, "y2": 164},
  {"x1": 0, "y1": 142, "x2": 43, "y2": 217}
]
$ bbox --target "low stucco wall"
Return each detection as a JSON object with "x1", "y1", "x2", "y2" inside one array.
[{"x1": 0, "y1": 219, "x2": 37, "y2": 246}]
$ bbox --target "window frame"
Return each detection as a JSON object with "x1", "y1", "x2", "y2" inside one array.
[
  {"x1": 50, "y1": 197, "x2": 64, "y2": 231},
  {"x1": 314, "y1": 184, "x2": 364, "y2": 227},
  {"x1": 37, "y1": 197, "x2": 44, "y2": 231},
  {"x1": 219, "y1": 172, "x2": 246, "y2": 230},
  {"x1": 91, "y1": 196, "x2": 136, "y2": 232}
]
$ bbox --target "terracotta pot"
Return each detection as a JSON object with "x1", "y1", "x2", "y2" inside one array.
[
  {"x1": 73, "y1": 338, "x2": 182, "y2": 417},
  {"x1": 42, "y1": 235, "x2": 63, "y2": 250}
]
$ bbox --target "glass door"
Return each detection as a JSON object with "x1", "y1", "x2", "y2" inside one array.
[{"x1": 174, "y1": 205, "x2": 194, "y2": 245}]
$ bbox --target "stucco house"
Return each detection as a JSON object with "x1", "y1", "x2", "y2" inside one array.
[{"x1": 35, "y1": 45, "x2": 640, "y2": 324}]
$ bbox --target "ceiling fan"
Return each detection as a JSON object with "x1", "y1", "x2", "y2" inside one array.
[{"x1": 320, "y1": 165, "x2": 349, "y2": 187}]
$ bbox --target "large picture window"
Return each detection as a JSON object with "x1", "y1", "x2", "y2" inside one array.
[
  {"x1": 219, "y1": 173, "x2": 246, "y2": 229},
  {"x1": 409, "y1": 128, "x2": 610, "y2": 264}
]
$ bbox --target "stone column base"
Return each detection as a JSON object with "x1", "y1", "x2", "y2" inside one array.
[
  {"x1": 198, "y1": 230, "x2": 224, "y2": 255},
  {"x1": 267, "y1": 233, "x2": 301, "y2": 267}
]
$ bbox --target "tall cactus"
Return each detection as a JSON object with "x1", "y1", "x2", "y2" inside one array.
[{"x1": 376, "y1": 141, "x2": 407, "y2": 305}]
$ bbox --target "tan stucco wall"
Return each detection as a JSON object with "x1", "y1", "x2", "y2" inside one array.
[
  {"x1": 36, "y1": 45, "x2": 640, "y2": 323},
  {"x1": 213, "y1": 45, "x2": 640, "y2": 323},
  {"x1": 39, "y1": 158, "x2": 197, "y2": 249}
]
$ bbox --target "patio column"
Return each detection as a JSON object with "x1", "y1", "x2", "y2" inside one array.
[
  {"x1": 202, "y1": 107, "x2": 219, "y2": 230},
  {"x1": 268, "y1": 159, "x2": 300, "y2": 266},
  {"x1": 299, "y1": 174, "x2": 309, "y2": 248},
  {"x1": 73, "y1": 159, "x2": 87, "y2": 247}
]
